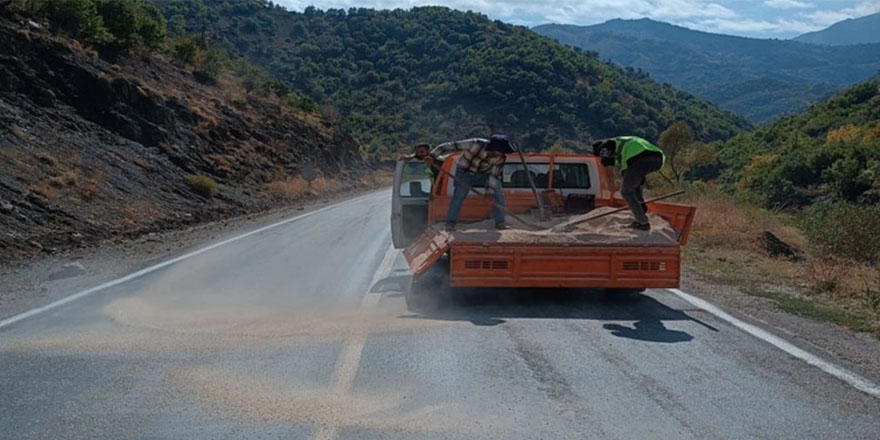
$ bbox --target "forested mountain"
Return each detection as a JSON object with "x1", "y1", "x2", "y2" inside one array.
[
  {"x1": 795, "y1": 12, "x2": 880, "y2": 46},
  {"x1": 155, "y1": 2, "x2": 750, "y2": 158},
  {"x1": 715, "y1": 81, "x2": 880, "y2": 207},
  {"x1": 534, "y1": 19, "x2": 880, "y2": 122}
]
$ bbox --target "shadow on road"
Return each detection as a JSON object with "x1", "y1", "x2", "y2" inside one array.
[{"x1": 393, "y1": 264, "x2": 715, "y2": 343}]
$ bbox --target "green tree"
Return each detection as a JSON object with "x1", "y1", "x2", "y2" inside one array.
[
  {"x1": 94, "y1": 0, "x2": 166, "y2": 50},
  {"x1": 658, "y1": 122, "x2": 715, "y2": 183},
  {"x1": 136, "y1": 3, "x2": 166, "y2": 50},
  {"x1": 44, "y1": 0, "x2": 113, "y2": 45},
  {"x1": 168, "y1": 14, "x2": 186, "y2": 36},
  {"x1": 95, "y1": 0, "x2": 141, "y2": 49}
]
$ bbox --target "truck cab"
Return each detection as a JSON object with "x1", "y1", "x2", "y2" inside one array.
[{"x1": 393, "y1": 153, "x2": 610, "y2": 248}]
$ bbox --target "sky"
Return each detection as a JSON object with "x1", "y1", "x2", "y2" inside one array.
[{"x1": 274, "y1": 0, "x2": 880, "y2": 38}]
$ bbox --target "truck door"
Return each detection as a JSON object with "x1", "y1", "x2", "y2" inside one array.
[{"x1": 391, "y1": 160, "x2": 431, "y2": 248}]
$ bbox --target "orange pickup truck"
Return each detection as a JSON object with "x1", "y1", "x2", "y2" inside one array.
[{"x1": 392, "y1": 153, "x2": 696, "y2": 291}]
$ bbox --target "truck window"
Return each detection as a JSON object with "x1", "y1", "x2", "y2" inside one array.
[
  {"x1": 400, "y1": 161, "x2": 431, "y2": 197},
  {"x1": 502, "y1": 163, "x2": 550, "y2": 188},
  {"x1": 552, "y1": 163, "x2": 591, "y2": 189}
]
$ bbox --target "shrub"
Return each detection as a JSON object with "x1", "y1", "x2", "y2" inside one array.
[
  {"x1": 285, "y1": 92, "x2": 316, "y2": 112},
  {"x1": 171, "y1": 37, "x2": 200, "y2": 65},
  {"x1": 195, "y1": 48, "x2": 228, "y2": 83},
  {"x1": 186, "y1": 174, "x2": 217, "y2": 197},
  {"x1": 799, "y1": 202, "x2": 880, "y2": 264}
]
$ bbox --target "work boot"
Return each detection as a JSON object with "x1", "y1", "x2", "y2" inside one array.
[
  {"x1": 445, "y1": 222, "x2": 456, "y2": 231},
  {"x1": 495, "y1": 222, "x2": 510, "y2": 230},
  {"x1": 628, "y1": 221, "x2": 651, "y2": 231}
]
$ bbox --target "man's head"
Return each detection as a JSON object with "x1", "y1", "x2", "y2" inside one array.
[
  {"x1": 592, "y1": 139, "x2": 617, "y2": 166},
  {"x1": 486, "y1": 134, "x2": 514, "y2": 159},
  {"x1": 413, "y1": 143, "x2": 430, "y2": 159}
]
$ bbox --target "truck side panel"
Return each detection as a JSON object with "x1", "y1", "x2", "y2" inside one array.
[{"x1": 448, "y1": 244, "x2": 680, "y2": 288}]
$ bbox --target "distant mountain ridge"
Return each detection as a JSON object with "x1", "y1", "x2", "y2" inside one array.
[
  {"x1": 155, "y1": 3, "x2": 750, "y2": 157},
  {"x1": 534, "y1": 19, "x2": 880, "y2": 122},
  {"x1": 795, "y1": 12, "x2": 880, "y2": 46}
]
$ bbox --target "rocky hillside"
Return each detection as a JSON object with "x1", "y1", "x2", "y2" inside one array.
[{"x1": 0, "y1": 10, "x2": 367, "y2": 264}]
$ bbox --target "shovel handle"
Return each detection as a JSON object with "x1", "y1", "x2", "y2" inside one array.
[{"x1": 556, "y1": 190, "x2": 686, "y2": 230}]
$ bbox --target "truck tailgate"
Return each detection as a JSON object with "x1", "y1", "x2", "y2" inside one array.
[
  {"x1": 403, "y1": 227, "x2": 452, "y2": 279},
  {"x1": 448, "y1": 243, "x2": 680, "y2": 288}
]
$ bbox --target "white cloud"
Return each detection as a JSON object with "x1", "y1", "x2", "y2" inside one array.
[
  {"x1": 274, "y1": 0, "x2": 880, "y2": 37},
  {"x1": 802, "y1": 0, "x2": 880, "y2": 27},
  {"x1": 684, "y1": 17, "x2": 817, "y2": 34},
  {"x1": 276, "y1": 0, "x2": 738, "y2": 25},
  {"x1": 763, "y1": 0, "x2": 813, "y2": 9}
]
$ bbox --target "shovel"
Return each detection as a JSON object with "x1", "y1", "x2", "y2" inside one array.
[
  {"x1": 427, "y1": 161, "x2": 542, "y2": 230},
  {"x1": 550, "y1": 190, "x2": 686, "y2": 233}
]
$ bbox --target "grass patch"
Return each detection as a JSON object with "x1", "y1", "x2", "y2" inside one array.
[
  {"x1": 9, "y1": 123, "x2": 26, "y2": 139},
  {"x1": 36, "y1": 152, "x2": 58, "y2": 167},
  {"x1": 266, "y1": 176, "x2": 311, "y2": 198},
  {"x1": 745, "y1": 288, "x2": 880, "y2": 337},
  {"x1": 30, "y1": 183, "x2": 57, "y2": 200},
  {"x1": 48, "y1": 171, "x2": 78, "y2": 189},
  {"x1": 79, "y1": 172, "x2": 105, "y2": 200},
  {"x1": 186, "y1": 174, "x2": 217, "y2": 198},
  {"x1": 682, "y1": 184, "x2": 880, "y2": 338}
]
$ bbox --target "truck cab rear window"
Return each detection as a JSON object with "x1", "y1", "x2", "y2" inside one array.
[
  {"x1": 501, "y1": 163, "x2": 591, "y2": 189},
  {"x1": 553, "y1": 163, "x2": 591, "y2": 189}
]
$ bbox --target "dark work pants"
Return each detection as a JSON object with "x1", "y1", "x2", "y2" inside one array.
[{"x1": 621, "y1": 152, "x2": 664, "y2": 224}]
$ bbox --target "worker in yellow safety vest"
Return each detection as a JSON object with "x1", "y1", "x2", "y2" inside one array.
[{"x1": 593, "y1": 136, "x2": 666, "y2": 231}]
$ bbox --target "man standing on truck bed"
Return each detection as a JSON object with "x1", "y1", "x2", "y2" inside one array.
[
  {"x1": 430, "y1": 134, "x2": 515, "y2": 231},
  {"x1": 593, "y1": 136, "x2": 666, "y2": 231}
]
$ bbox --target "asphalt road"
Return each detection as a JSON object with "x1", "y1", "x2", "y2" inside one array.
[{"x1": 1, "y1": 190, "x2": 878, "y2": 439}]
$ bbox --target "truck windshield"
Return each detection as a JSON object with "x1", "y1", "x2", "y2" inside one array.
[{"x1": 400, "y1": 161, "x2": 431, "y2": 197}]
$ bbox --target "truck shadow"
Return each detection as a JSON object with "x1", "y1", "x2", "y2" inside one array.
[{"x1": 401, "y1": 284, "x2": 715, "y2": 343}]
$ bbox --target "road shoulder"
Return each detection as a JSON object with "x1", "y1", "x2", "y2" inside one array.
[{"x1": 681, "y1": 271, "x2": 880, "y2": 384}]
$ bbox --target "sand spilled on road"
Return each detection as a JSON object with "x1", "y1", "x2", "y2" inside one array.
[
  {"x1": 103, "y1": 296, "x2": 449, "y2": 339},
  {"x1": 171, "y1": 364, "x2": 503, "y2": 435},
  {"x1": 6, "y1": 297, "x2": 451, "y2": 355}
]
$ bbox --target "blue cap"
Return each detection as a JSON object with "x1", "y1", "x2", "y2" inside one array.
[{"x1": 486, "y1": 134, "x2": 515, "y2": 153}]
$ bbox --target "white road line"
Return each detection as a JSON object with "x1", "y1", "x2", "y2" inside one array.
[
  {"x1": 669, "y1": 288, "x2": 880, "y2": 399},
  {"x1": 311, "y1": 242, "x2": 400, "y2": 440},
  {"x1": 0, "y1": 190, "x2": 386, "y2": 331}
]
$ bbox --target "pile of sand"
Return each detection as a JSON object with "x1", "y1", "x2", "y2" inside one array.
[{"x1": 438, "y1": 207, "x2": 679, "y2": 245}]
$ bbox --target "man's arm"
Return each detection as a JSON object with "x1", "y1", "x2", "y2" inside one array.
[{"x1": 430, "y1": 138, "x2": 488, "y2": 156}]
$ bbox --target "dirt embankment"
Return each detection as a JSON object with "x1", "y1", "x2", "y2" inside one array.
[{"x1": 0, "y1": 13, "x2": 371, "y2": 265}]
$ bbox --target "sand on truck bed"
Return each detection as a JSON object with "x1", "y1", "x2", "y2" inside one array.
[{"x1": 436, "y1": 207, "x2": 680, "y2": 245}]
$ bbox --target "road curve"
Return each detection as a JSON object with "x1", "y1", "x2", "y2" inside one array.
[{"x1": 1, "y1": 190, "x2": 878, "y2": 439}]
